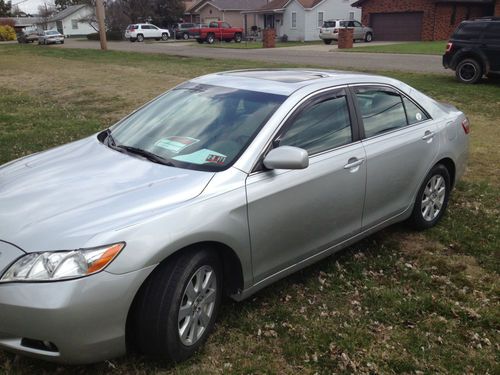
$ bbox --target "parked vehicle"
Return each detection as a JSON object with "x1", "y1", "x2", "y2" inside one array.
[
  {"x1": 172, "y1": 23, "x2": 196, "y2": 40},
  {"x1": 320, "y1": 19, "x2": 373, "y2": 44},
  {"x1": 125, "y1": 23, "x2": 170, "y2": 42},
  {"x1": 16, "y1": 31, "x2": 38, "y2": 43},
  {"x1": 443, "y1": 17, "x2": 500, "y2": 84},
  {"x1": 191, "y1": 21, "x2": 243, "y2": 44},
  {"x1": 38, "y1": 30, "x2": 64, "y2": 45},
  {"x1": 0, "y1": 69, "x2": 469, "y2": 365}
]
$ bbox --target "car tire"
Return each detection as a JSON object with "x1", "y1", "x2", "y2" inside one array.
[
  {"x1": 137, "y1": 34, "x2": 144, "y2": 42},
  {"x1": 183, "y1": 32, "x2": 189, "y2": 40},
  {"x1": 162, "y1": 33, "x2": 169, "y2": 41},
  {"x1": 409, "y1": 164, "x2": 451, "y2": 230},
  {"x1": 132, "y1": 247, "x2": 222, "y2": 362},
  {"x1": 365, "y1": 32, "x2": 373, "y2": 42},
  {"x1": 323, "y1": 39, "x2": 332, "y2": 45},
  {"x1": 234, "y1": 33, "x2": 242, "y2": 43},
  {"x1": 455, "y1": 58, "x2": 482, "y2": 84},
  {"x1": 207, "y1": 33, "x2": 215, "y2": 44}
]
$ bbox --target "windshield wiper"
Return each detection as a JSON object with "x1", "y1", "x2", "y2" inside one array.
[{"x1": 116, "y1": 145, "x2": 176, "y2": 167}]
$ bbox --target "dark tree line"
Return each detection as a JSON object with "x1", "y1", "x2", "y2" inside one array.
[
  {"x1": 0, "y1": 0, "x2": 12, "y2": 17},
  {"x1": 54, "y1": 0, "x2": 185, "y2": 31}
]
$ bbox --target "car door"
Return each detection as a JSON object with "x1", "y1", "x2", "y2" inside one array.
[
  {"x1": 246, "y1": 88, "x2": 366, "y2": 283},
  {"x1": 149, "y1": 25, "x2": 160, "y2": 38},
  {"x1": 353, "y1": 21, "x2": 364, "y2": 39},
  {"x1": 481, "y1": 22, "x2": 500, "y2": 72},
  {"x1": 221, "y1": 22, "x2": 231, "y2": 40},
  {"x1": 350, "y1": 85, "x2": 439, "y2": 229}
]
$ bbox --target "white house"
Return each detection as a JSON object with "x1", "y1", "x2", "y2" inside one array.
[
  {"x1": 46, "y1": 4, "x2": 97, "y2": 37},
  {"x1": 244, "y1": 0, "x2": 361, "y2": 41}
]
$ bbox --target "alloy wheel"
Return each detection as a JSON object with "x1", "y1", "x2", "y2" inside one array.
[
  {"x1": 421, "y1": 175, "x2": 446, "y2": 221},
  {"x1": 178, "y1": 265, "x2": 217, "y2": 346}
]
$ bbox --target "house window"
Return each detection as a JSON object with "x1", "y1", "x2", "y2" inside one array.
[
  {"x1": 291, "y1": 12, "x2": 297, "y2": 29},
  {"x1": 317, "y1": 12, "x2": 324, "y2": 28},
  {"x1": 349, "y1": 12, "x2": 355, "y2": 20},
  {"x1": 71, "y1": 19, "x2": 78, "y2": 29}
]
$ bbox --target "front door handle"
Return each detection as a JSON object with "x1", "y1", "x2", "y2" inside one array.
[
  {"x1": 422, "y1": 131, "x2": 434, "y2": 141},
  {"x1": 344, "y1": 157, "x2": 365, "y2": 171}
]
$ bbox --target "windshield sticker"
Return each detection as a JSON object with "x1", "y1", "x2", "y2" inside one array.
[
  {"x1": 173, "y1": 149, "x2": 227, "y2": 165},
  {"x1": 155, "y1": 136, "x2": 199, "y2": 153}
]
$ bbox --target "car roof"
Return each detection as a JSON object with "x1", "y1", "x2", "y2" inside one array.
[{"x1": 190, "y1": 69, "x2": 402, "y2": 96}]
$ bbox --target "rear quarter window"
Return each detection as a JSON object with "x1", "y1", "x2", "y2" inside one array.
[
  {"x1": 323, "y1": 21, "x2": 336, "y2": 28},
  {"x1": 453, "y1": 22, "x2": 486, "y2": 40},
  {"x1": 482, "y1": 23, "x2": 500, "y2": 40}
]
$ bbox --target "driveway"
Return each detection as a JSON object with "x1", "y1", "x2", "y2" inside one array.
[{"x1": 58, "y1": 39, "x2": 448, "y2": 74}]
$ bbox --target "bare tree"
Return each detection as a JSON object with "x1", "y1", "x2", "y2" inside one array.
[{"x1": 38, "y1": 2, "x2": 57, "y2": 30}]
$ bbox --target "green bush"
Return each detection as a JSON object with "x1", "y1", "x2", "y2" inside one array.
[
  {"x1": 86, "y1": 31, "x2": 123, "y2": 41},
  {"x1": 0, "y1": 25, "x2": 16, "y2": 41}
]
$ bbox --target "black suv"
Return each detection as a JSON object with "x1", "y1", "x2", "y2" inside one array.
[{"x1": 443, "y1": 17, "x2": 500, "y2": 83}]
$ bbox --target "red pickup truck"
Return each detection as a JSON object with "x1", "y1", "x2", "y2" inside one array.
[{"x1": 190, "y1": 21, "x2": 243, "y2": 44}]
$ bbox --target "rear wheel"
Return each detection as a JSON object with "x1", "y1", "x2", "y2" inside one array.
[
  {"x1": 182, "y1": 32, "x2": 189, "y2": 40},
  {"x1": 456, "y1": 58, "x2": 482, "y2": 84},
  {"x1": 133, "y1": 247, "x2": 222, "y2": 362},
  {"x1": 137, "y1": 34, "x2": 144, "y2": 42},
  {"x1": 409, "y1": 164, "x2": 450, "y2": 230},
  {"x1": 323, "y1": 39, "x2": 332, "y2": 45}
]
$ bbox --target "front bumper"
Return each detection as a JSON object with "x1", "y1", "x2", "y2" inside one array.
[{"x1": 0, "y1": 265, "x2": 155, "y2": 364}]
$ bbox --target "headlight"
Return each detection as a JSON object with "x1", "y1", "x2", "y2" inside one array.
[{"x1": 0, "y1": 243, "x2": 125, "y2": 283}]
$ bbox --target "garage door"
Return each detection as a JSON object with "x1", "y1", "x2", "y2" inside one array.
[{"x1": 370, "y1": 12, "x2": 423, "y2": 41}]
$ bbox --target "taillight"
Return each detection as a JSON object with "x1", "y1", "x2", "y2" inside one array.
[
  {"x1": 461, "y1": 118, "x2": 470, "y2": 134},
  {"x1": 446, "y1": 42, "x2": 453, "y2": 53}
]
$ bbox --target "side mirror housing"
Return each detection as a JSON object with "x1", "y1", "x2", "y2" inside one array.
[{"x1": 263, "y1": 146, "x2": 309, "y2": 170}]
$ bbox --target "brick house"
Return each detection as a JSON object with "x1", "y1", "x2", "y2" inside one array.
[{"x1": 352, "y1": 0, "x2": 500, "y2": 41}]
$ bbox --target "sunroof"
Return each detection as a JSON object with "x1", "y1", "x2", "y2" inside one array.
[{"x1": 223, "y1": 70, "x2": 329, "y2": 83}]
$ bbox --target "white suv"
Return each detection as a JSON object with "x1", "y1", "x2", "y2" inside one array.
[
  {"x1": 319, "y1": 20, "x2": 373, "y2": 45},
  {"x1": 125, "y1": 23, "x2": 170, "y2": 42}
]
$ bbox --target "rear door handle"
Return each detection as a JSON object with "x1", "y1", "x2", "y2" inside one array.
[
  {"x1": 344, "y1": 157, "x2": 365, "y2": 171},
  {"x1": 422, "y1": 131, "x2": 434, "y2": 141}
]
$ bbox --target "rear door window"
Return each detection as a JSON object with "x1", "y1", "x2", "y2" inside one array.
[
  {"x1": 454, "y1": 22, "x2": 486, "y2": 40},
  {"x1": 354, "y1": 87, "x2": 430, "y2": 138}
]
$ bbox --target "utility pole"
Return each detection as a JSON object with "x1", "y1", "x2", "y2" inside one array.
[{"x1": 95, "y1": 0, "x2": 107, "y2": 50}]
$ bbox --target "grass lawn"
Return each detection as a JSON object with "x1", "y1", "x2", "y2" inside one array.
[
  {"x1": 199, "y1": 40, "x2": 325, "y2": 49},
  {"x1": 346, "y1": 41, "x2": 448, "y2": 55},
  {"x1": 0, "y1": 45, "x2": 498, "y2": 375}
]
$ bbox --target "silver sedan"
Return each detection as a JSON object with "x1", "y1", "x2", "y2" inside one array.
[
  {"x1": 0, "y1": 70, "x2": 469, "y2": 364},
  {"x1": 38, "y1": 30, "x2": 64, "y2": 45}
]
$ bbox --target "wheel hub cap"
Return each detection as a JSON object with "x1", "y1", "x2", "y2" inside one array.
[
  {"x1": 178, "y1": 265, "x2": 217, "y2": 346},
  {"x1": 421, "y1": 175, "x2": 446, "y2": 222}
]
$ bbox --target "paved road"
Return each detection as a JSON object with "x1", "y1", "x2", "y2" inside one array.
[{"x1": 58, "y1": 39, "x2": 449, "y2": 75}]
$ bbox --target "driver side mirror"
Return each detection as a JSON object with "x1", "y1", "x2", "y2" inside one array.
[{"x1": 263, "y1": 146, "x2": 309, "y2": 170}]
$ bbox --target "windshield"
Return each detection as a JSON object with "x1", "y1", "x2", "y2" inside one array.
[
  {"x1": 109, "y1": 83, "x2": 286, "y2": 171},
  {"x1": 46, "y1": 30, "x2": 59, "y2": 35}
]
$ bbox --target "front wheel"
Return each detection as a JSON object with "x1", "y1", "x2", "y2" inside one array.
[
  {"x1": 456, "y1": 58, "x2": 482, "y2": 84},
  {"x1": 182, "y1": 32, "x2": 189, "y2": 40},
  {"x1": 409, "y1": 164, "x2": 451, "y2": 230},
  {"x1": 162, "y1": 33, "x2": 169, "y2": 41},
  {"x1": 234, "y1": 33, "x2": 242, "y2": 43},
  {"x1": 133, "y1": 247, "x2": 222, "y2": 362},
  {"x1": 207, "y1": 33, "x2": 215, "y2": 44},
  {"x1": 365, "y1": 32, "x2": 373, "y2": 42}
]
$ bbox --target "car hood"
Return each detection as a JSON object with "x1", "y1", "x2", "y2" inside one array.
[{"x1": 0, "y1": 136, "x2": 214, "y2": 252}]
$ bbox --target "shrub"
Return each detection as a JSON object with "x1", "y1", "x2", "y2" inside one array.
[
  {"x1": 0, "y1": 25, "x2": 16, "y2": 41},
  {"x1": 86, "y1": 31, "x2": 123, "y2": 41}
]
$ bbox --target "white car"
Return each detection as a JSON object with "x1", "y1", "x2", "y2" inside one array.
[
  {"x1": 38, "y1": 30, "x2": 64, "y2": 45},
  {"x1": 125, "y1": 23, "x2": 170, "y2": 42},
  {"x1": 320, "y1": 20, "x2": 373, "y2": 44}
]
